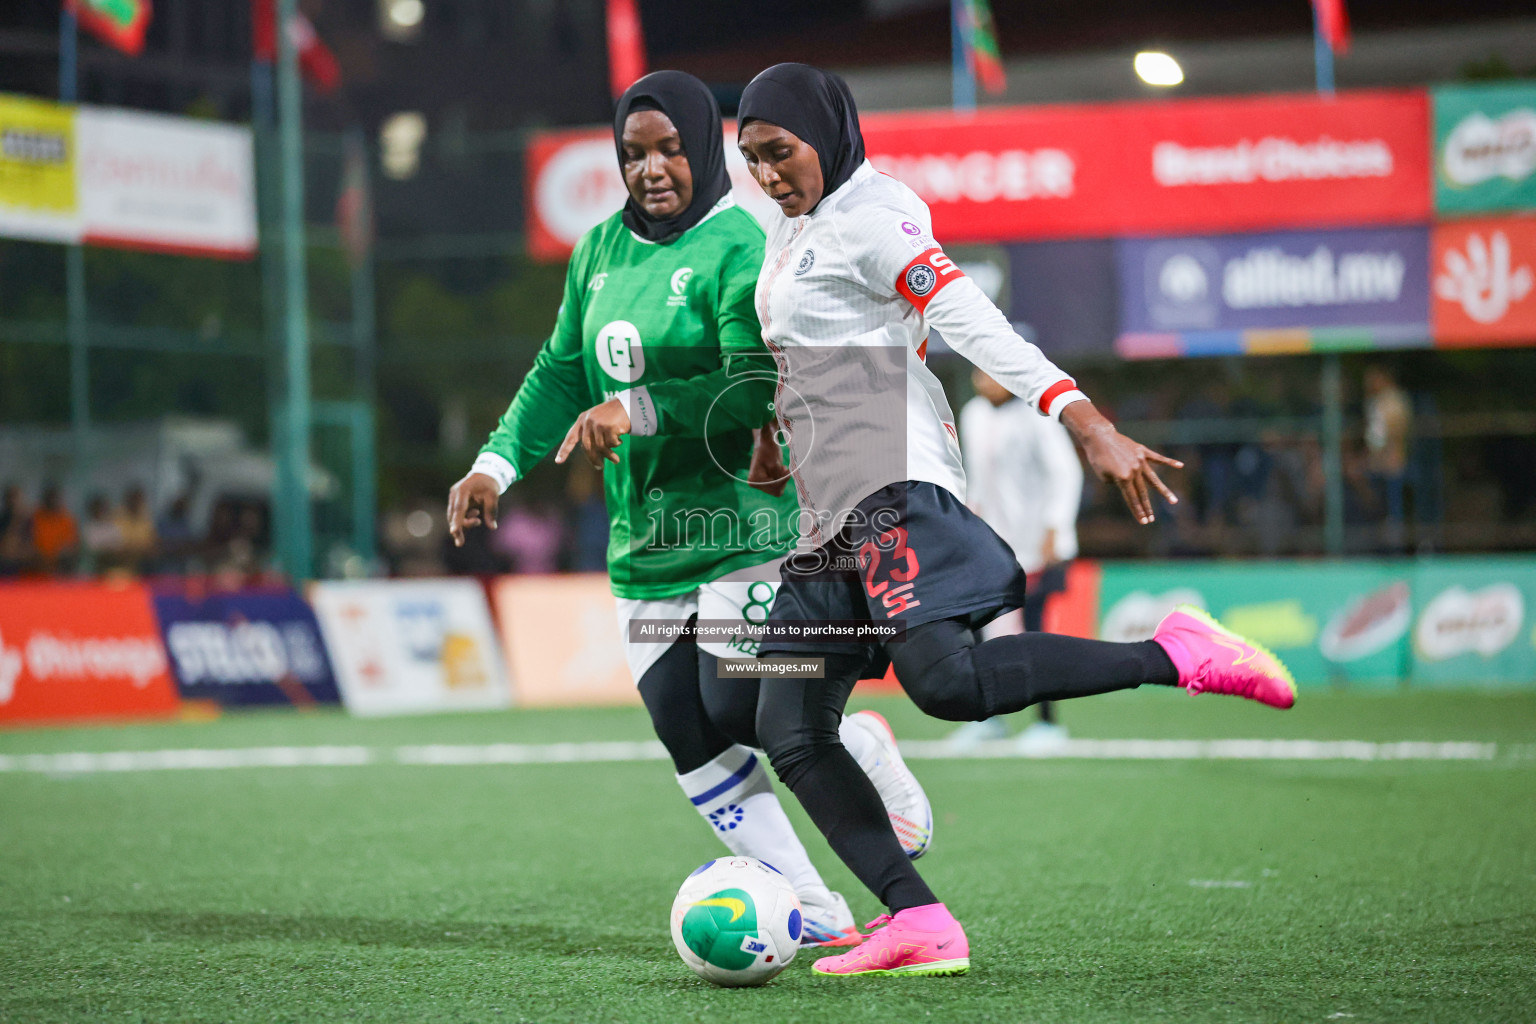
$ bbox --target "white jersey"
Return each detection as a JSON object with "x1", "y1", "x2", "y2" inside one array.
[
  {"x1": 959, "y1": 395, "x2": 1083, "y2": 574},
  {"x1": 755, "y1": 161, "x2": 1086, "y2": 544}
]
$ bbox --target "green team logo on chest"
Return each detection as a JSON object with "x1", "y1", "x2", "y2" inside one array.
[{"x1": 597, "y1": 320, "x2": 645, "y2": 383}]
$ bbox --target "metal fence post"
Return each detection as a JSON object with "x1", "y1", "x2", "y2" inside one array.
[{"x1": 274, "y1": 0, "x2": 313, "y2": 580}]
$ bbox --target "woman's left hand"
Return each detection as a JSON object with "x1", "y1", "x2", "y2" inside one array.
[
  {"x1": 556, "y1": 398, "x2": 631, "y2": 469},
  {"x1": 748, "y1": 421, "x2": 790, "y2": 497},
  {"x1": 1061, "y1": 401, "x2": 1182, "y2": 526}
]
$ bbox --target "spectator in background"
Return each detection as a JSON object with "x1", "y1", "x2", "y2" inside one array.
[
  {"x1": 31, "y1": 485, "x2": 78, "y2": 576},
  {"x1": 116, "y1": 485, "x2": 157, "y2": 574},
  {"x1": 0, "y1": 484, "x2": 33, "y2": 577},
  {"x1": 565, "y1": 462, "x2": 609, "y2": 573},
  {"x1": 82, "y1": 493, "x2": 125, "y2": 573},
  {"x1": 1364, "y1": 365, "x2": 1412, "y2": 551},
  {"x1": 494, "y1": 500, "x2": 564, "y2": 575},
  {"x1": 155, "y1": 494, "x2": 196, "y2": 574},
  {"x1": 1179, "y1": 380, "x2": 1236, "y2": 528},
  {"x1": 948, "y1": 369, "x2": 1085, "y2": 752}
]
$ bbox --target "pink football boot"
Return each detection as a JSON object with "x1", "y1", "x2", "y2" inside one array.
[
  {"x1": 1153, "y1": 605, "x2": 1297, "y2": 709},
  {"x1": 811, "y1": 904, "x2": 969, "y2": 977}
]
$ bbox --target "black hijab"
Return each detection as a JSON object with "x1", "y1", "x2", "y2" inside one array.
[
  {"x1": 737, "y1": 63, "x2": 866, "y2": 211},
  {"x1": 613, "y1": 71, "x2": 731, "y2": 244}
]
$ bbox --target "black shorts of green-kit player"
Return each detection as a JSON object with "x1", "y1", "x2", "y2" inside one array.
[{"x1": 737, "y1": 481, "x2": 1180, "y2": 913}]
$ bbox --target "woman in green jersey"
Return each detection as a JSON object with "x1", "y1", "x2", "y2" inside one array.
[{"x1": 446, "y1": 71, "x2": 929, "y2": 947}]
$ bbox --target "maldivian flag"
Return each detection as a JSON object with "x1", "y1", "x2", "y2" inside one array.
[
  {"x1": 65, "y1": 0, "x2": 152, "y2": 57},
  {"x1": 1311, "y1": 0, "x2": 1351, "y2": 54},
  {"x1": 962, "y1": 0, "x2": 1006, "y2": 95}
]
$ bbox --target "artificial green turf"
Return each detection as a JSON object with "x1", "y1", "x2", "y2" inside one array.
[{"x1": 2, "y1": 691, "x2": 1534, "y2": 1023}]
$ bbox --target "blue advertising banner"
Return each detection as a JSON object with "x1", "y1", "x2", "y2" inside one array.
[
  {"x1": 1116, "y1": 226, "x2": 1431, "y2": 358},
  {"x1": 1007, "y1": 239, "x2": 1120, "y2": 359},
  {"x1": 152, "y1": 588, "x2": 341, "y2": 706}
]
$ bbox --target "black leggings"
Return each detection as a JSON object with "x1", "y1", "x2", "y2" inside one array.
[
  {"x1": 638, "y1": 615, "x2": 769, "y2": 775},
  {"x1": 889, "y1": 618, "x2": 1175, "y2": 722},
  {"x1": 746, "y1": 618, "x2": 1178, "y2": 912}
]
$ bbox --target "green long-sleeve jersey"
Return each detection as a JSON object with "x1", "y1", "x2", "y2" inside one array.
[{"x1": 477, "y1": 199, "x2": 798, "y2": 599}]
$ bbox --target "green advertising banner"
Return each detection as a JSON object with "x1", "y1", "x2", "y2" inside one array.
[
  {"x1": 1433, "y1": 83, "x2": 1536, "y2": 216},
  {"x1": 1097, "y1": 561, "x2": 1412, "y2": 688},
  {"x1": 1409, "y1": 557, "x2": 1536, "y2": 688},
  {"x1": 1095, "y1": 557, "x2": 1536, "y2": 689}
]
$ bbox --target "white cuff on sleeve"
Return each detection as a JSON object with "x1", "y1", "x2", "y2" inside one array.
[
  {"x1": 470, "y1": 452, "x2": 518, "y2": 494},
  {"x1": 1046, "y1": 390, "x2": 1089, "y2": 421},
  {"x1": 618, "y1": 385, "x2": 659, "y2": 437}
]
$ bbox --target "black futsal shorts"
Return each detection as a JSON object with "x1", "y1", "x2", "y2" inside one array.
[{"x1": 757, "y1": 480, "x2": 1027, "y2": 672}]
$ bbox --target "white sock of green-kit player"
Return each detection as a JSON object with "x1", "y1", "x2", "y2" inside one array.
[{"x1": 675, "y1": 744, "x2": 835, "y2": 907}]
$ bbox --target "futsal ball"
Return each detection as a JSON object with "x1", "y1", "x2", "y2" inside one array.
[{"x1": 670, "y1": 857, "x2": 803, "y2": 987}]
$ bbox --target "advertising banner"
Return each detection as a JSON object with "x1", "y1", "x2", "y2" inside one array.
[
  {"x1": 0, "y1": 94, "x2": 79, "y2": 243},
  {"x1": 0, "y1": 581, "x2": 180, "y2": 725},
  {"x1": 1005, "y1": 239, "x2": 1120, "y2": 359},
  {"x1": 1433, "y1": 83, "x2": 1536, "y2": 217},
  {"x1": 1410, "y1": 558, "x2": 1536, "y2": 687},
  {"x1": 526, "y1": 89, "x2": 1430, "y2": 260},
  {"x1": 1431, "y1": 216, "x2": 1536, "y2": 346},
  {"x1": 152, "y1": 587, "x2": 340, "y2": 707},
  {"x1": 1116, "y1": 226, "x2": 1431, "y2": 358},
  {"x1": 75, "y1": 106, "x2": 257, "y2": 258},
  {"x1": 311, "y1": 579, "x2": 512, "y2": 717},
  {"x1": 492, "y1": 574, "x2": 639, "y2": 707},
  {"x1": 1095, "y1": 557, "x2": 1536, "y2": 688},
  {"x1": 1097, "y1": 561, "x2": 1414, "y2": 687},
  {"x1": 0, "y1": 94, "x2": 255, "y2": 258}
]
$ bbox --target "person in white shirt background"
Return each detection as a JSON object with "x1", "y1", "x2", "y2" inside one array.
[{"x1": 949, "y1": 367, "x2": 1084, "y2": 751}]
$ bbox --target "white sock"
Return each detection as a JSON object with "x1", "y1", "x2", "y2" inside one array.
[
  {"x1": 676, "y1": 744, "x2": 833, "y2": 906},
  {"x1": 838, "y1": 714, "x2": 878, "y2": 770}
]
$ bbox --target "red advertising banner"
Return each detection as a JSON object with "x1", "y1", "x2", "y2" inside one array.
[
  {"x1": 862, "y1": 89, "x2": 1430, "y2": 244},
  {"x1": 1431, "y1": 216, "x2": 1536, "y2": 346},
  {"x1": 526, "y1": 89, "x2": 1431, "y2": 260},
  {"x1": 0, "y1": 581, "x2": 180, "y2": 726}
]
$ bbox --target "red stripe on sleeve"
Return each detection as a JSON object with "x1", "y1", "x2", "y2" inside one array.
[
  {"x1": 894, "y1": 247, "x2": 965, "y2": 313},
  {"x1": 1038, "y1": 378, "x2": 1078, "y2": 416}
]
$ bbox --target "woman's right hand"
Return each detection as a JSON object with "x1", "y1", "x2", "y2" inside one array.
[{"x1": 446, "y1": 472, "x2": 501, "y2": 547}]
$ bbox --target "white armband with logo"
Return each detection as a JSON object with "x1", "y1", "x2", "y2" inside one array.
[
  {"x1": 470, "y1": 452, "x2": 518, "y2": 494},
  {"x1": 617, "y1": 385, "x2": 659, "y2": 438}
]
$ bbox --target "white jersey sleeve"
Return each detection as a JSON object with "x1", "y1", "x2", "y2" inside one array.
[{"x1": 837, "y1": 197, "x2": 1087, "y2": 420}]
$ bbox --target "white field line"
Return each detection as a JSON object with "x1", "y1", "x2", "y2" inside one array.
[
  {"x1": 899, "y1": 738, "x2": 1500, "y2": 761},
  {"x1": 394, "y1": 741, "x2": 669, "y2": 765},
  {"x1": 0, "y1": 737, "x2": 1504, "y2": 775},
  {"x1": 0, "y1": 745, "x2": 375, "y2": 774}
]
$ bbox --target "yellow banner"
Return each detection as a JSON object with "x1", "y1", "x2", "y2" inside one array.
[{"x1": 0, "y1": 94, "x2": 77, "y2": 216}]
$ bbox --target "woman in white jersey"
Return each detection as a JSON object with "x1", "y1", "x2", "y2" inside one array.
[
  {"x1": 730, "y1": 63, "x2": 1297, "y2": 978},
  {"x1": 447, "y1": 71, "x2": 930, "y2": 948}
]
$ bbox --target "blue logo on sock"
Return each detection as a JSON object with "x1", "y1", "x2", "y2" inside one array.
[{"x1": 708, "y1": 804, "x2": 745, "y2": 832}]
